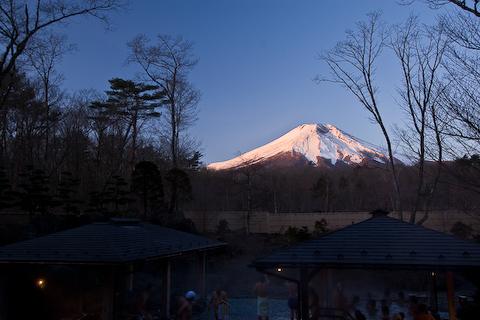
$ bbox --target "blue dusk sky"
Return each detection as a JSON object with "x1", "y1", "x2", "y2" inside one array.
[{"x1": 52, "y1": 0, "x2": 447, "y2": 165}]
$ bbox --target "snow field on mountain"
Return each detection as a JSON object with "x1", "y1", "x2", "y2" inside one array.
[{"x1": 207, "y1": 123, "x2": 387, "y2": 170}]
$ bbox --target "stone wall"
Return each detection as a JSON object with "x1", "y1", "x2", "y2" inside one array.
[{"x1": 184, "y1": 210, "x2": 480, "y2": 235}]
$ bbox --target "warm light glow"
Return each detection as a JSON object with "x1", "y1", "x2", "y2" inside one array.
[
  {"x1": 277, "y1": 268, "x2": 282, "y2": 272},
  {"x1": 37, "y1": 279, "x2": 44, "y2": 287}
]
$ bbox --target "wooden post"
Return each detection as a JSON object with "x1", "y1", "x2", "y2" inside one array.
[
  {"x1": 75, "y1": 266, "x2": 84, "y2": 314},
  {"x1": 321, "y1": 268, "x2": 329, "y2": 308},
  {"x1": 326, "y1": 268, "x2": 333, "y2": 307},
  {"x1": 267, "y1": 211, "x2": 270, "y2": 234},
  {"x1": 126, "y1": 264, "x2": 133, "y2": 292},
  {"x1": 161, "y1": 258, "x2": 171, "y2": 319},
  {"x1": 198, "y1": 251, "x2": 207, "y2": 304},
  {"x1": 428, "y1": 271, "x2": 438, "y2": 313},
  {"x1": 300, "y1": 267, "x2": 310, "y2": 320},
  {"x1": 446, "y1": 271, "x2": 457, "y2": 320},
  {"x1": 102, "y1": 267, "x2": 115, "y2": 320}
]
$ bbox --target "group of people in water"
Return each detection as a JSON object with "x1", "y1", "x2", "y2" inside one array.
[
  {"x1": 312, "y1": 284, "x2": 437, "y2": 320},
  {"x1": 250, "y1": 278, "x2": 437, "y2": 320},
  {"x1": 206, "y1": 278, "x2": 437, "y2": 320},
  {"x1": 130, "y1": 283, "x2": 199, "y2": 320},
  {"x1": 352, "y1": 289, "x2": 437, "y2": 320},
  {"x1": 132, "y1": 277, "x2": 437, "y2": 320}
]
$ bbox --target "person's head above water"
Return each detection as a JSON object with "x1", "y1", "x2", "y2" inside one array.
[{"x1": 186, "y1": 291, "x2": 196, "y2": 301}]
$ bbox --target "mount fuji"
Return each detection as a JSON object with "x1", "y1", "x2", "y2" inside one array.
[{"x1": 207, "y1": 123, "x2": 402, "y2": 170}]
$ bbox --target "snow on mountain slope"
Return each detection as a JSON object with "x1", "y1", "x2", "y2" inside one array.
[{"x1": 207, "y1": 123, "x2": 393, "y2": 170}]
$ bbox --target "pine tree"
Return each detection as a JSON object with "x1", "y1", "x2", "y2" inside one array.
[
  {"x1": 12, "y1": 166, "x2": 61, "y2": 220},
  {"x1": 131, "y1": 161, "x2": 164, "y2": 218},
  {"x1": 90, "y1": 78, "x2": 164, "y2": 181}
]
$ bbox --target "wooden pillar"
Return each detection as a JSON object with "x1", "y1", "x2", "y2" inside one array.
[
  {"x1": 75, "y1": 266, "x2": 85, "y2": 314},
  {"x1": 428, "y1": 271, "x2": 438, "y2": 313},
  {"x1": 300, "y1": 267, "x2": 310, "y2": 320},
  {"x1": 267, "y1": 211, "x2": 270, "y2": 233},
  {"x1": 326, "y1": 268, "x2": 333, "y2": 307},
  {"x1": 295, "y1": 280, "x2": 301, "y2": 319},
  {"x1": 126, "y1": 264, "x2": 133, "y2": 292},
  {"x1": 0, "y1": 265, "x2": 7, "y2": 320},
  {"x1": 161, "y1": 258, "x2": 171, "y2": 319},
  {"x1": 321, "y1": 269, "x2": 329, "y2": 307},
  {"x1": 446, "y1": 271, "x2": 457, "y2": 320},
  {"x1": 198, "y1": 251, "x2": 207, "y2": 304},
  {"x1": 311, "y1": 268, "x2": 324, "y2": 308},
  {"x1": 102, "y1": 267, "x2": 115, "y2": 320}
]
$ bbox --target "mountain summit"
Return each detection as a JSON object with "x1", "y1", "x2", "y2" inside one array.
[{"x1": 207, "y1": 123, "x2": 396, "y2": 170}]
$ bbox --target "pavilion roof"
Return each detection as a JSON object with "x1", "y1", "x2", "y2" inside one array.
[
  {"x1": 0, "y1": 218, "x2": 225, "y2": 265},
  {"x1": 250, "y1": 213, "x2": 480, "y2": 271}
]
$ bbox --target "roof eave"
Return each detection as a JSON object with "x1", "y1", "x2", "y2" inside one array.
[{"x1": 249, "y1": 261, "x2": 480, "y2": 272}]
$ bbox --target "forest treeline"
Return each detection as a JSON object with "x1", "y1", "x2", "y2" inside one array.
[
  {"x1": 0, "y1": 0, "x2": 204, "y2": 241},
  {"x1": 1, "y1": 0, "x2": 480, "y2": 243},
  {"x1": 188, "y1": 158, "x2": 480, "y2": 215}
]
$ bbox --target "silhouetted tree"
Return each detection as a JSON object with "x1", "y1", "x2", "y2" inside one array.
[
  {"x1": 285, "y1": 226, "x2": 311, "y2": 245},
  {"x1": 391, "y1": 15, "x2": 448, "y2": 224},
  {"x1": 57, "y1": 171, "x2": 82, "y2": 215},
  {"x1": 404, "y1": 0, "x2": 480, "y2": 200},
  {"x1": 86, "y1": 190, "x2": 111, "y2": 217},
  {"x1": 0, "y1": 72, "x2": 42, "y2": 181},
  {"x1": 105, "y1": 175, "x2": 133, "y2": 214},
  {"x1": 131, "y1": 161, "x2": 164, "y2": 218},
  {"x1": 0, "y1": 0, "x2": 127, "y2": 87},
  {"x1": 26, "y1": 31, "x2": 76, "y2": 173},
  {"x1": 401, "y1": 0, "x2": 480, "y2": 18},
  {"x1": 312, "y1": 174, "x2": 334, "y2": 212},
  {"x1": 12, "y1": 166, "x2": 61, "y2": 220},
  {"x1": 0, "y1": 167, "x2": 14, "y2": 210},
  {"x1": 316, "y1": 11, "x2": 404, "y2": 219},
  {"x1": 450, "y1": 220, "x2": 474, "y2": 238},
  {"x1": 165, "y1": 167, "x2": 192, "y2": 214},
  {"x1": 90, "y1": 78, "x2": 163, "y2": 181},
  {"x1": 127, "y1": 34, "x2": 201, "y2": 168}
]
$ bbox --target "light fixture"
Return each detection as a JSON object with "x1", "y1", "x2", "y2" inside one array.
[{"x1": 37, "y1": 279, "x2": 45, "y2": 288}]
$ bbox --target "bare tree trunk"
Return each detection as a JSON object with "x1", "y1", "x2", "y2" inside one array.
[
  {"x1": 391, "y1": 14, "x2": 448, "y2": 224},
  {"x1": 246, "y1": 175, "x2": 251, "y2": 236},
  {"x1": 317, "y1": 11, "x2": 404, "y2": 219}
]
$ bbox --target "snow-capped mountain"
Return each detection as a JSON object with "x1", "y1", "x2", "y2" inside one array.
[{"x1": 207, "y1": 123, "x2": 400, "y2": 170}]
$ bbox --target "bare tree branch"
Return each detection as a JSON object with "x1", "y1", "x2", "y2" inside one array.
[
  {"x1": 0, "y1": 0, "x2": 128, "y2": 87},
  {"x1": 391, "y1": 14, "x2": 449, "y2": 224},
  {"x1": 316, "y1": 11, "x2": 405, "y2": 219},
  {"x1": 398, "y1": 0, "x2": 480, "y2": 18},
  {"x1": 126, "y1": 34, "x2": 201, "y2": 169}
]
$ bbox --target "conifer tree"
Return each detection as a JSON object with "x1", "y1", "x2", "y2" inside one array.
[
  {"x1": 89, "y1": 78, "x2": 164, "y2": 181},
  {"x1": 131, "y1": 161, "x2": 164, "y2": 218}
]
